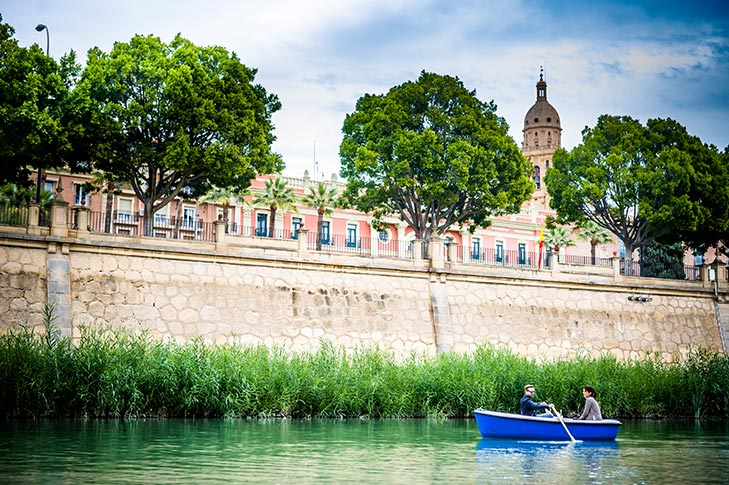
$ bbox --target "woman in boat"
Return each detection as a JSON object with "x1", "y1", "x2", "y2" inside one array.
[{"x1": 579, "y1": 385, "x2": 603, "y2": 420}]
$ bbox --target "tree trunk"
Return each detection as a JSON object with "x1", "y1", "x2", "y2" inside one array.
[
  {"x1": 104, "y1": 183, "x2": 114, "y2": 233},
  {"x1": 315, "y1": 210, "x2": 324, "y2": 251},
  {"x1": 590, "y1": 241, "x2": 597, "y2": 265},
  {"x1": 142, "y1": 201, "x2": 154, "y2": 237},
  {"x1": 623, "y1": 242, "x2": 635, "y2": 276},
  {"x1": 173, "y1": 199, "x2": 183, "y2": 239},
  {"x1": 269, "y1": 206, "x2": 277, "y2": 238}
]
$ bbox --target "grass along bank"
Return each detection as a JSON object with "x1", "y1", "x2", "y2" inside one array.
[{"x1": 1, "y1": 317, "x2": 727, "y2": 419}]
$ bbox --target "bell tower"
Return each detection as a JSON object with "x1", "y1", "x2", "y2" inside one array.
[{"x1": 522, "y1": 68, "x2": 562, "y2": 209}]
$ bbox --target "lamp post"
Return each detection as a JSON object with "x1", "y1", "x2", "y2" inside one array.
[
  {"x1": 34, "y1": 24, "x2": 49, "y2": 213},
  {"x1": 35, "y1": 24, "x2": 49, "y2": 56}
]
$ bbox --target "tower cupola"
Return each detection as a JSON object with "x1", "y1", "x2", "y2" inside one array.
[
  {"x1": 522, "y1": 69, "x2": 562, "y2": 152},
  {"x1": 521, "y1": 68, "x2": 562, "y2": 209}
]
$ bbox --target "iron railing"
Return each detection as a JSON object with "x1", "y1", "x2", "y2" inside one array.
[{"x1": 0, "y1": 204, "x2": 707, "y2": 279}]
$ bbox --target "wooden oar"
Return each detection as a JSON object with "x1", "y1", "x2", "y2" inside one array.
[{"x1": 550, "y1": 404, "x2": 578, "y2": 443}]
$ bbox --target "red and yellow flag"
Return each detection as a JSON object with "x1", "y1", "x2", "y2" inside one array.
[{"x1": 537, "y1": 227, "x2": 544, "y2": 269}]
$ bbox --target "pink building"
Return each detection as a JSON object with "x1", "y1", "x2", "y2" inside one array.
[{"x1": 30, "y1": 73, "x2": 619, "y2": 267}]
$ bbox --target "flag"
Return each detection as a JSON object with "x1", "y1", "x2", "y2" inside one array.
[{"x1": 537, "y1": 227, "x2": 544, "y2": 269}]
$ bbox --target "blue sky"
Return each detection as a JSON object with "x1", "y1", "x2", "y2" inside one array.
[{"x1": 2, "y1": 0, "x2": 727, "y2": 179}]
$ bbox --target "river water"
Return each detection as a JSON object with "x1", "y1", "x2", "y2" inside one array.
[{"x1": 0, "y1": 418, "x2": 726, "y2": 484}]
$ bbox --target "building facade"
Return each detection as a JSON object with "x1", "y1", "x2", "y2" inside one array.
[{"x1": 28, "y1": 73, "x2": 607, "y2": 263}]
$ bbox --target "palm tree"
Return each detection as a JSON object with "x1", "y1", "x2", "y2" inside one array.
[
  {"x1": 253, "y1": 177, "x2": 298, "y2": 238},
  {"x1": 82, "y1": 171, "x2": 124, "y2": 233},
  {"x1": 202, "y1": 185, "x2": 248, "y2": 231},
  {"x1": 0, "y1": 183, "x2": 52, "y2": 225},
  {"x1": 577, "y1": 221, "x2": 614, "y2": 265},
  {"x1": 544, "y1": 225, "x2": 575, "y2": 261},
  {"x1": 302, "y1": 182, "x2": 339, "y2": 250}
]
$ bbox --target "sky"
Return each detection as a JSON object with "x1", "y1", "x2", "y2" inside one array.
[{"x1": 2, "y1": 0, "x2": 728, "y2": 180}]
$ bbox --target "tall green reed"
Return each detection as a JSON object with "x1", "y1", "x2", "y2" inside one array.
[{"x1": 1, "y1": 320, "x2": 727, "y2": 419}]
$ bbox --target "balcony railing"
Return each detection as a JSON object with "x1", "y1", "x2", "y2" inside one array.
[
  {"x1": 0, "y1": 203, "x2": 709, "y2": 280},
  {"x1": 0, "y1": 204, "x2": 29, "y2": 227}
]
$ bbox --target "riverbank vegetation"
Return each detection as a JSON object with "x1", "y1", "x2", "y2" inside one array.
[{"x1": 1, "y1": 321, "x2": 727, "y2": 419}]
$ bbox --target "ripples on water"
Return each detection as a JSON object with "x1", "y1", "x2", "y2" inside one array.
[{"x1": 0, "y1": 419, "x2": 727, "y2": 484}]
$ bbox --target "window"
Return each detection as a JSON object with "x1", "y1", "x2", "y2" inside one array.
[
  {"x1": 154, "y1": 210, "x2": 169, "y2": 226},
  {"x1": 291, "y1": 217, "x2": 302, "y2": 239},
  {"x1": 74, "y1": 183, "x2": 89, "y2": 206},
  {"x1": 378, "y1": 230, "x2": 390, "y2": 243},
  {"x1": 117, "y1": 198, "x2": 133, "y2": 223},
  {"x1": 496, "y1": 241, "x2": 504, "y2": 263},
  {"x1": 346, "y1": 223, "x2": 358, "y2": 248},
  {"x1": 471, "y1": 237, "x2": 481, "y2": 260},
  {"x1": 44, "y1": 179, "x2": 56, "y2": 194},
  {"x1": 256, "y1": 213, "x2": 268, "y2": 237},
  {"x1": 182, "y1": 206, "x2": 196, "y2": 228},
  {"x1": 518, "y1": 243, "x2": 527, "y2": 265},
  {"x1": 533, "y1": 166, "x2": 541, "y2": 189},
  {"x1": 546, "y1": 160, "x2": 550, "y2": 168},
  {"x1": 320, "y1": 221, "x2": 331, "y2": 245},
  {"x1": 694, "y1": 252, "x2": 704, "y2": 266}
]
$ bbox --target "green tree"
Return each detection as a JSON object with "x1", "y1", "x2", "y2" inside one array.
[
  {"x1": 543, "y1": 224, "x2": 575, "y2": 254},
  {"x1": 640, "y1": 240, "x2": 686, "y2": 279},
  {"x1": 646, "y1": 120, "x2": 729, "y2": 254},
  {"x1": 576, "y1": 220, "x2": 614, "y2": 265},
  {"x1": 544, "y1": 115, "x2": 718, "y2": 275},
  {"x1": 78, "y1": 34, "x2": 282, "y2": 236},
  {"x1": 339, "y1": 71, "x2": 533, "y2": 241},
  {"x1": 0, "y1": 16, "x2": 89, "y2": 187},
  {"x1": 302, "y1": 182, "x2": 339, "y2": 251},
  {"x1": 254, "y1": 177, "x2": 298, "y2": 237}
]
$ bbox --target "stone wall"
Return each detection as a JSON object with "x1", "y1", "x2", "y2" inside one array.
[
  {"x1": 1, "y1": 230, "x2": 726, "y2": 361},
  {"x1": 444, "y1": 272, "x2": 719, "y2": 360}
]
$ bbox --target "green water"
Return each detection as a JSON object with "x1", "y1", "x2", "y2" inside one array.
[{"x1": 0, "y1": 418, "x2": 727, "y2": 484}]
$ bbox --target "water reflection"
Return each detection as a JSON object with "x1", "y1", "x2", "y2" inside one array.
[
  {"x1": 0, "y1": 419, "x2": 727, "y2": 484},
  {"x1": 475, "y1": 439, "x2": 620, "y2": 484}
]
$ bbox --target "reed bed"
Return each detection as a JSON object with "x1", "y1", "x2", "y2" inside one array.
[{"x1": 1, "y1": 321, "x2": 727, "y2": 419}]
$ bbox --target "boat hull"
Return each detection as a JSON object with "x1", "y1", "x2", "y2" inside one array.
[{"x1": 473, "y1": 409, "x2": 621, "y2": 441}]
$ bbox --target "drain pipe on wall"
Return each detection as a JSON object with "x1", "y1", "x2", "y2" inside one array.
[{"x1": 710, "y1": 266, "x2": 728, "y2": 357}]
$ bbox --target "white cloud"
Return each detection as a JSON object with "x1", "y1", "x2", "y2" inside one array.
[{"x1": 3, "y1": 0, "x2": 728, "y2": 179}]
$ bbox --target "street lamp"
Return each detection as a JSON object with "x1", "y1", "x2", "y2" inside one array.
[
  {"x1": 34, "y1": 23, "x2": 49, "y2": 211},
  {"x1": 35, "y1": 24, "x2": 49, "y2": 56}
]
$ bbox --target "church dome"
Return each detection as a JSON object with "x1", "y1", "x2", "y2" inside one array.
[
  {"x1": 524, "y1": 100, "x2": 560, "y2": 129},
  {"x1": 522, "y1": 72, "x2": 561, "y2": 151}
]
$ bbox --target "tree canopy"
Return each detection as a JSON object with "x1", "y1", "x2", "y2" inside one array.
[
  {"x1": 0, "y1": 16, "x2": 89, "y2": 187},
  {"x1": 339, "y1": 71, "x2": 533, "y2": 240},
  {"x1": 544, "y1": 114, "x2": 729, "y2": 272},
  {"x1": 78, "y1": 34, "x2": 282, "y2": 235},
  {"x1": 647, "y1": 121, "x2": 729, "y2": 254}
]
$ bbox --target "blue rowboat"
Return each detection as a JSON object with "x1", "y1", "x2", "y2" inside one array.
[{"x1": 473, "y1": 408, "x2": 621, "y2": 441}]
